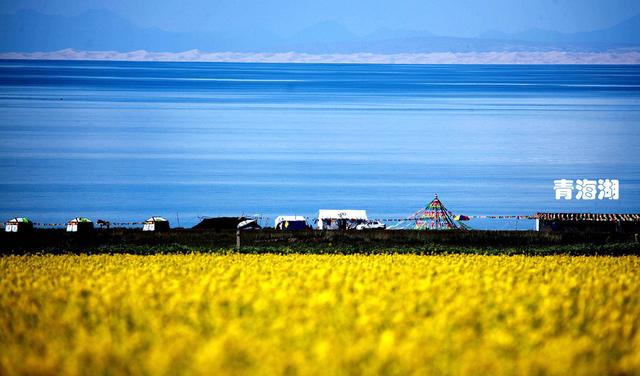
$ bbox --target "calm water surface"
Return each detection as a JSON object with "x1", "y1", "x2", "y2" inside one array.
[{"x1": 0, "y1": 61, "x2": 639, "y2": 229}]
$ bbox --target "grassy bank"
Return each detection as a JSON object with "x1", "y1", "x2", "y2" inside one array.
[{"x1": 1, "y1": 229, "x2": 638, "y2": 255}]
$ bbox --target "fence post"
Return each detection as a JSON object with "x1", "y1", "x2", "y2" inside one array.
[{"x1": 236, "y1": 229, "x2": 241, "y2": 250}]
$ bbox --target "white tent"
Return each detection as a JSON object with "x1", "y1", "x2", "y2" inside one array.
[
  {"x1": 275, "y1": 215, "x2": 308, "y2": 230},
  {"x1": 317, "y1": 210, "x2": 368, "y2": 230}
]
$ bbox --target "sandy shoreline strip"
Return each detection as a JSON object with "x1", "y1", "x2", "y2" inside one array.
[{"x1": 2, "y1": 49, "x2": 640, "y2": 64}]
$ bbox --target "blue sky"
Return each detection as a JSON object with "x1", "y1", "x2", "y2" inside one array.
[{"x1": 2, "y1": 0, "x2": 640, "y2": 37}]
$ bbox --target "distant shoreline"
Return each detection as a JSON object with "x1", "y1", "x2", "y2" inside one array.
[{"x1": 2, "y1": 49, "x2": 640, "y2": 65}]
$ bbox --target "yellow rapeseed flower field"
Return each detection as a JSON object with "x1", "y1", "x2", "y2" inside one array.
[{"x1": 0, "y1": 254, "x2": 639, "y2": 375}]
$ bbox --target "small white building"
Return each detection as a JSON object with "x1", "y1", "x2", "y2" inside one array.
[
  {"x1": 143, "y1": 216, "x2": 170, "y2": 232},
  {"x1": 67, "y1": 217, "x2": 94, "y2": 233},
  {"x1": 5, "y1": 217, "x2": 33, "y2": 233},
  {"x1": 317, "y1": 210, "x2": 368, "y2": 230},
  {"x1": 275, "y1": 216, "x2": 308, "y2": 230}
]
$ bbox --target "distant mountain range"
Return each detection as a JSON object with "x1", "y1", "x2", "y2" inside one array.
[
  {"x1": 1, "y1": 9, "x2": 640, "y2": 53},
  {"x1": 480, "y1": 14, "x2": 640, "y2": 45}
]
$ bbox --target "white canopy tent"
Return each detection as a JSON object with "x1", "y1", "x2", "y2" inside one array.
[{"x1": 317, "y1": 210, "x2": 368, "y2": 230}]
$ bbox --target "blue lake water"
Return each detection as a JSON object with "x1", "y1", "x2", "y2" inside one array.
[{"x1": 0, "y1": 60, "x2": 639, "y2": 229}]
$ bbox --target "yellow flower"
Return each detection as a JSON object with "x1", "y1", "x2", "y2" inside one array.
[{"x1": 0, "y1": 254, "x2": 638, "y2": 375}]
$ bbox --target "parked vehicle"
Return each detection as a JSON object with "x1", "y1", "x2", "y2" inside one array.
[{"x1": 356, "y1": 220, "x2": 386, "y2": 230}]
